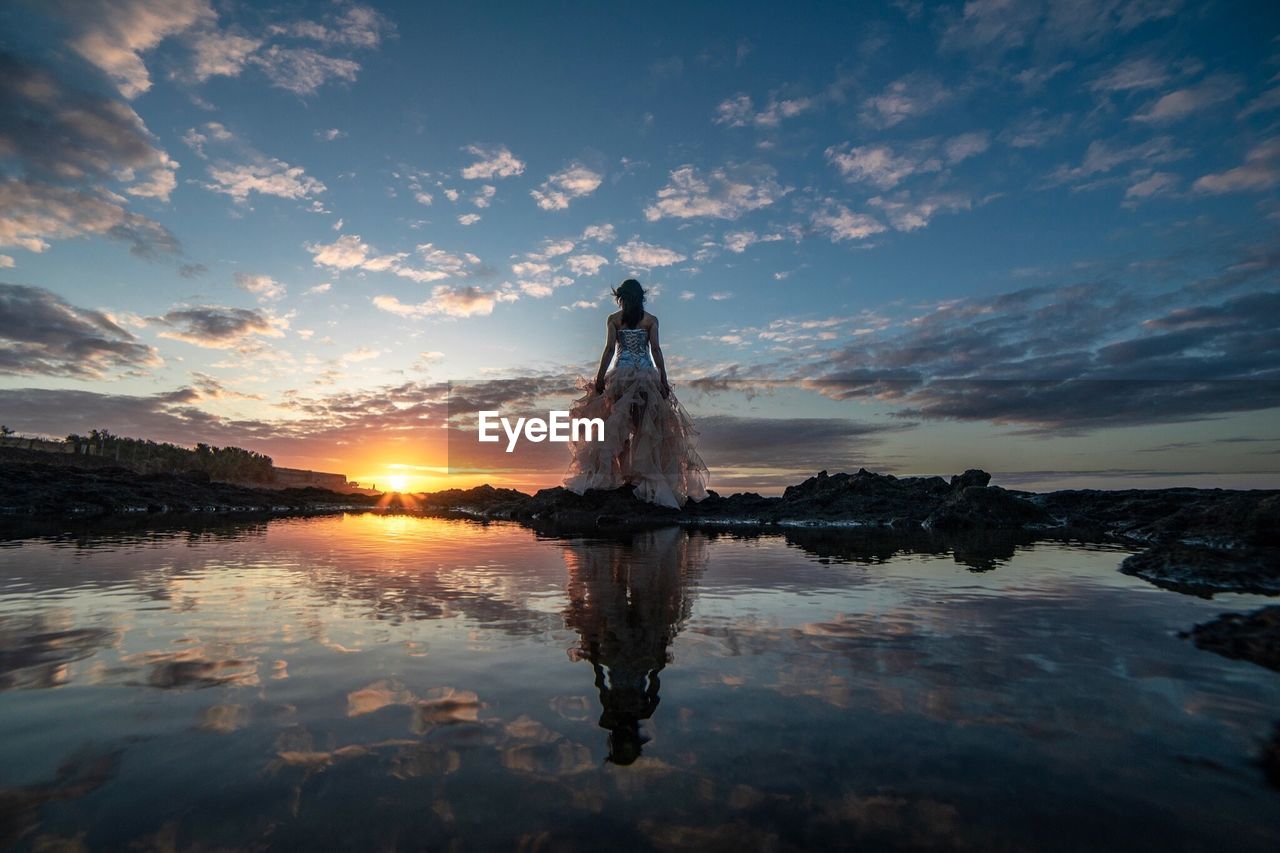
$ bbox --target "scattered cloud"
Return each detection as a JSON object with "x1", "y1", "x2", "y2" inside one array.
[
  {"x1": 54, "y1": 0, "x2": 215, "y2": 99},
  {"x1": 204, "y1": 157, "x2": 325, "y2": 202},
  {"x1": 531, "y1": 163, "x2": 603, "y2": 210},
  {"x1": 458, "y1": 213, "x2": 481, "y2": 226},
  {"x1": 307, "y1": 234, "x2": 484, "y2": 284},
  {"x1": 1132, "y1": 74, "x2": 1243, "y2": 123},
  {"x1": 565, "y1": 254, "x2": 609, "y2": 276},
  {"x1": 154, "y1": 305, "x2": 286, "y2": 348},
  {"x1": 1191, "y1": 139, "x2": 1280, "y2": 194},
  {"x1": 617, "y1": 240, "x2": 687, "y2": 268},
  {"x1": 861, "y1": 73, "x2": 949, "y2": 128},
  {"x1": 644, "y1": 164, "x2": 789, "y2": 221},
  {"x1": 373, "y1": 286, "x2": 505, "y2": 319},
  {"x1": 811, "y1": 202, "x2": 887, "y2": 243},
  {"x1": 249, "y1": 46, "x2": 360, "y2": 95},
  {"x1": 234, "y1": 272, "x2": 286, "y2": 302},
  {"x1": 460, "y1": 144, "x2": 525, "y2": 180},
  {"x1": 581, "y1": 223, "x2": 616, "y2": 242},
  {"x1": 0, "y1": 283, "x2": 161, "y2": 377},
  {"x1": 190, "y1": 28, "x2": 262, "y2": 81}
]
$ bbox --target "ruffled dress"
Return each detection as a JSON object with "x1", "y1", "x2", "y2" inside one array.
[{"x1": 563, "y1": 327, "x2": 709, "y2": 508}]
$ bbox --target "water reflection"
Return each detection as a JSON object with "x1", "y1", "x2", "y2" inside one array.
[
  {"x1": 0, "y1": 515, "x2": 1277, "y2": 849},
  {"x1": 561, "y1": 527, "x2": 707, "y2": 764}
]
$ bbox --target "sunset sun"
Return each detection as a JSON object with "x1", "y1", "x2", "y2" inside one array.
[{"x1": 386, "y1": 474, "x2": 409, "y2": 492}]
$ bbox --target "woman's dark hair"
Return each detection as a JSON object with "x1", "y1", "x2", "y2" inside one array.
[{"x1": 613, "y1": 278, "x2": 645, "y2": 328}]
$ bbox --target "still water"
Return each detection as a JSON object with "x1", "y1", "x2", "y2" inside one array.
[{"x1": 0, "y1": 514, "x2": 1277, "y2": 850}]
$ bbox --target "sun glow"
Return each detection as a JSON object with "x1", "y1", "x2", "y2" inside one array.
[{"x1": 386, "y1": 474, "x2": 410, "y2": 492}]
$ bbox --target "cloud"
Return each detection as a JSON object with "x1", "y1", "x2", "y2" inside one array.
[
  {"x1": 340, "y1": 346, "x2": 380, "y2": 363},
  {"x1": 315, "y1": 128, "x2": 346, "y2": 141},
  {"x1": 999, "y1": 110, "x2": 1072, "y2": 148},
  {"x1": 644, "y1": 164, "x2": 789, "y2": 221},
  {"x1": 0, "y1": 53, "x2": 183, "y2": 257},
  {"x1": 307, "y1": 234, "x2": 483, "y2": 284},
  {"x1": 304, "y1": 282, "x2": 331, "y2": 295},
  {"x1": 695, "y1": 414, "x2": 912, "y2": 471},
  {"x1": 0, "y1": 181, "x2": 180, "y2": 258},
  {"x1": 1042, "y1": 135, "x2": 1189, "y2": 188},
  {"x1": 617, "y1": 240, "x2": 687, "y2": 268},
  {"x1": 1132, "y1": 74, "x2": 1243, "y2": 123},
  {"x1": 458, "y1": 213, "x2": 481, "y2": 226},
  {"x1": 939, "y1": 0, "x2": 1180, "y2": 57},
  {"x1": 373, "y1": 286, "x2": 504, "y2": 319},
  {"x1": 944, "y1": 131, "x2": 990, "y2": 163},
  {"x1": 713, "y1": 93, "x2": 816, "y2": 128},
  {"x1": 531, "y1": 163, "x2": 603, "y2": 210},
  {"x1": 0, "y1": 256, "x2": 12, "y2": 268},
  {"x1": 203, "y1": 157, "x2": 326, "y2": 202},
  {"x1": 234, "y1": 272, "x2": 286, "y2": 302},
  {"x1": 793, "y1": 273, "x2": 1280, "y2": 432},
  {"x1": 722, "y1": 230, "x2": 790, "y2": 253},
  {"x1": 270, "y1": 3, "x2": 394, "y2": 48},
  {"x1": 1090, "y1": 56, "x2": 1172, "y2": 93},
  {"x1": 581, "y1": 223, "x2": 616, "y2": 242},
  {"x1": 826, "y1": 143, "x2": 941, "y2": 190},
  {"x1": 1191, "y1": 139, "x2": 1280, "y2": 194},
  {"x1": 53, "y1": 0, "x2": 215, "y2": 98},
  {"x1": 869, "y1": 192, "x2": 972, "y2": 232},
  {"x1": 154, "y1": 305, "x2": 286, "y2": 348},
  {"x1": 460, "y1": 145, "x2": 525, "y2": 180},
  {"x1": 860, "y1": 74, "x2": 949, "y2": 128},
  {"x1": 1124, "y1": 170, "x2": 1179, "y2": 201},
  {"x1": 566, "y1": 254, "x2": 609, "y2": 276},
  {"x1": 713, "y1": 94, "x2": 754, "y2": 127},
  {"x1": 190, "y1": 29, "x2": 262, "y2": 81},
  {"x1": 810, "y1": 202, "x2": 887, "y2": 243},
  {"x1": 249, "y1": 46, "x2": 360, "y2": 95},
  {"x1": 0, "y1": 283, "x2": 161, "y2": 377}
]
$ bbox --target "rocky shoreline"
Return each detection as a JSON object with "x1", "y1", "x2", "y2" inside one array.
[{"x1": 7, "y1": 458, "x2": 1275, "y2": 596}]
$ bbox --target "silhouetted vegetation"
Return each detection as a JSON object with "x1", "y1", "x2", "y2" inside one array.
[{"x1": 63, "y1": 429, "x2": 274, "y2": 483}]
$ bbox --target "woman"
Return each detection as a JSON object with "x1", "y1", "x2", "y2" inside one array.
[{"x1": 563, "y1": 279, "x2": 709, "y2": 508}]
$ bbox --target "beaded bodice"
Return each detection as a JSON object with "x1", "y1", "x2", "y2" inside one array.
[{"x1": 615, "y1": 327, "x2": 654, "y2": 369}]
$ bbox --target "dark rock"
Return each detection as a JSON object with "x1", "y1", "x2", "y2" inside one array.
[
  {"x1": 1185, "y1": 606, "x2": 1280, "y2": 671},
  {"x1": 1033, "y1": 488, "x2": 1279, "y2": 549},
  {"x1": 1264, "y1": 724, "x2": 1280, "y2": 789},
  {"x1": 1120, "y1": 544, "x2": 1280, "y2": 597},
  {"x1": 950, "y1": 468, "x2": 992, "y2": 490},
  {"x1": 924, "y1": 486, "x2": 1055, "y2": 531}
]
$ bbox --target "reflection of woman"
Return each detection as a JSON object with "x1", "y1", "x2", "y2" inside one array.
[
  {"x1": 561, "y1": 527, "x2": 707, "y2": 764},
  {"x1": 563, "y1": 279, "x2": 709, "y2": 509}
]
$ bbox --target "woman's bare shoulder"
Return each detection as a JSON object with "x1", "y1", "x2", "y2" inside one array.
[
  {"x1": 643, "y1": 311, "x2": 659, "y2": 327},
  {"x1": 605, "y1": 310, "x2": 622, "y2": 326}
]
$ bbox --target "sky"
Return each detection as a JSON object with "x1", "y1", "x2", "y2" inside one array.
[{"x1": 1, "y1": 0, "x2": 1278, "y2": 494}]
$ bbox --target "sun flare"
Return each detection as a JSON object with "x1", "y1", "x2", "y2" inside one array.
[{"x1": 386, "y1": 474, "x2": 409, "y2": 492}]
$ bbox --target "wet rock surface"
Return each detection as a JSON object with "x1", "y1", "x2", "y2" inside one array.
[
  {"x1": 1121, "y1": 545, "x2": 1280, "y2": 597},
  {"x1": 1185, "y1": 607, "x2": 1280, "y2": 672}
]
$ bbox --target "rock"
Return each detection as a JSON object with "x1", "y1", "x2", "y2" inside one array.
[
  {"x1": 1120, "y1": 544, "x2": 1280, "y2": 597},
  {"x1": 1264, "y1": 724, "x2": 1280, "y2": 789},
  {"x1": 950, "y1": 469, "x2": 991, "y2": 490},
  {"x1": 1184, "y1": 606, "x2": 1280, "y2": 671},
  {"x1": 924, "y1": 486, "x2": 1055, "y2": 531}
]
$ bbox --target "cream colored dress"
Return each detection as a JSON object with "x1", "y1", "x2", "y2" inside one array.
[{"x1": 563, "y1": 327, "x2": 709, "y2": 508}]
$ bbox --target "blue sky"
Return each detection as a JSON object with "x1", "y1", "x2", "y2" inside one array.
[{"x1": 1, "y1": 0, "x2": 1278, "y2": 492}]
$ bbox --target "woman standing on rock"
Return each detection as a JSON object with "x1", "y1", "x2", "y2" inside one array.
[{"x1": 562, "y1": 279, "x2": 709, "y2": 508}]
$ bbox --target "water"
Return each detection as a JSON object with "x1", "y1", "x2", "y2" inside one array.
[{"x1": 0, "y1": 514, "x2": 1276, "y2": 850}]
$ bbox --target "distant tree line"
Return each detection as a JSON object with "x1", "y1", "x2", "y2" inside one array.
[{"x1": 63, "y1": 429, "x2": 275, "y2": 483}]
